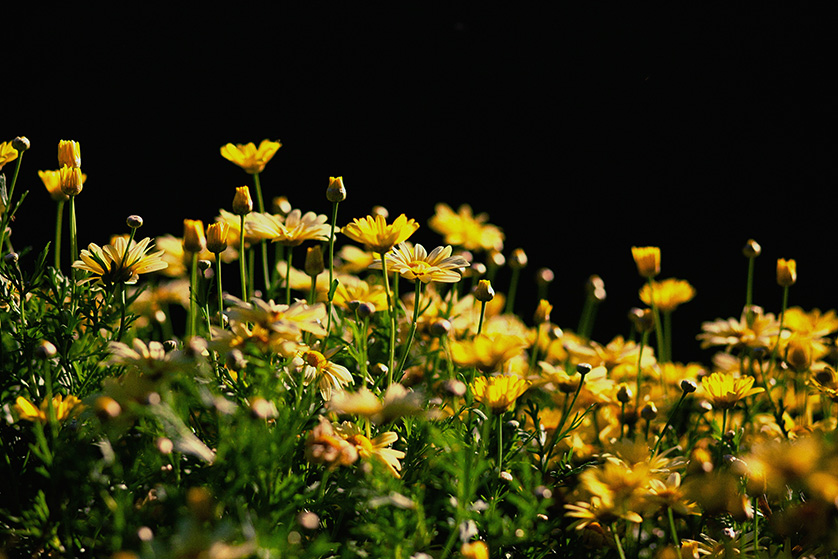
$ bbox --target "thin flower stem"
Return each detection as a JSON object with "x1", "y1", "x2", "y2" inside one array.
[
  {"x1": 116, "y1": 284, "x2": 127, "y2": 342},
  {"x1": 667, "y1": 507, "x2": 682, "y2": 557},
  {"x1": 380, "y1": 252, "x2": 396, "y2": 381},
  {"x1": 239, "y1": 215, "x2": 248, "y2": 301},
  {"x1": 505, "y1": 266, "x2": 521, "y2": 314},
  {"x1": 497, "y1": 411, "x2": 504, "y2": 471},
  {"x1": 188, "y1": 252, "x2": 199, "y2": 339},
  {"x1": 0, "y1": 151, "x2": 24, "y2": 251},
  {"x1": 476, "y1": 300, "x2": 487, "y2": 335},
  {"x1": 612, "y1": 523, "x2": 628, "y2": 559},
  {"x1": 326, "y1": 200, "x2": 339, "y2": 337},
  {"x1": 395, "y1": 280, "x2": 423, "y2": 381},
  {"x1": 253, "y1": 172, "x2": 271, "y2": 295},
  {"x1": 746, "y1": 254, "x2": 756, "y2": 308},
  {"x1": 285, "y1": 248, "x2": 293, "y2": 305},
  {"x1": 54, "y1": 201, "x2": 64, "y2": 271},
  {"x1": 647, "y1": 277, "x2": 667, "y2": 363},
  {"x1": 214, "y1": 255, "x2": 224, "y2": 329},
  {"x1": 652, "y1": 392, "x2": 687, "y2": 455},
  {"x1": 637, "y1": 330, "x2": 649, "y2": 410}
]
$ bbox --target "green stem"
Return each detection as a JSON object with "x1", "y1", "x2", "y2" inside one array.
[
  {"x1": 746, "y1": 255, "x2": 756, "y2": 308},
  {"x1": 253, "y1": 172, "x2": 265, "y2": 213},
  {"x1": 380, "y1": 252, "x2": 396, "y2": 380},
  {"x1": 188, "y1": 252, "x2": 199, "y2": 339},
  {"x1": 0, "y1": 150, "x2": 24, "y2": 251},
  {"x1": 285, "y1": 247, "x2": 293, "y2": 305},
  {"x1": 395, "y1": 280, "x2": 422, "y2": 381},
  {"x1": 214, "y1": 254, "x2": 224, "y2": 328},
  {"x1": 611, "y1": 523, "x2": 628, "y2": 559},
  {"x1": 476, "y1": 300, "x2": 487, "y2": 335},
  {"x1": 326, "y1": 200, "x2": 339, "y2": 337},
  {"x1": 239, "y1": 215, "x2": 248, "y2": 301},
  {"x1": 647, "y1": 277, "x2": 666, "y2": 363},
  {"x1": 505, "y1": 266, "x2": 520, "y2": 314},
  {"x1": 667, "y1": 507, "x2": 682, "y2": 556},
  {"x1": 116, "y1": 284, "x2": 127, "y2": 342},
  {"x1": 636, "y1": 330, "x2": 649, "y2": 410},
  {"x1": 652, "y1": 392, "x2": 687, "y2": 455},
  {"x1": 54, "y1": 200, "x2": 64, "y2": 271}
]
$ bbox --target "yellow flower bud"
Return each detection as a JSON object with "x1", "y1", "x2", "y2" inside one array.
[
  {"x1": 326, "y1": 176, "x2": 346, "y2": 202},
  {"x1": 473, "y1": 279, "x2": 495, "y2": 302},
  {"x1": 631, "y1": 246, "x2": 661, "y2": 279},
  {"x1": 57, "y1": 139, "x2": 81, "y2": 168},
  {"x1": 508, "y1": 248, "x2": 528, "y2": 269},
  {"x1": 743, "y1": 238, "x2": 761, "y2": 258},
  {"x1": 183, "y1": 219, "x2": 206, "y2": 253},
  {"x1": 59, "y1": 165, "x2": 84, "y2": 196},
  {"x1": 777, "y1": 258, "x2": 797, "y2": 287},
  {"x1": 304, "y1": 245, "x2": 325, "y2": 277},
  {"x1": 533, "y1": 299, "x2": 552, "y2": 324},
  {"x1": 206, "y1": 221, "x2": 229, "y2": 254},
  {"x1": 232, "y1": 186, "x2": 253, "y2": 215}
]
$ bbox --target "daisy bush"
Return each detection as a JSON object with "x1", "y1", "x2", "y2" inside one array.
[{"x1": 3, "y1": 136, "x2": 838, "y2": 558}]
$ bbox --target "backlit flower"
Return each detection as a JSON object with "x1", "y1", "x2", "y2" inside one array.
[
  {"x1": 372, "y1": 242, "x2": 470, "y2": 284},
  {"x1": 57, "y1": 139, "x2": 81, "y2": 168},
  {"x1": 451, "y1": 332, "x2": 528, "y2": 372},
  {"x1": 776, "y1": 258, "x2": 797, "y2": 287},
  {"x1": 220, "y1": 296, "x2": 327, "y2": 355},
  {"x1": 245, "y1": 209, "x2": 330, "y2": 246},
  {"x1": 697, "y1": 306, "x2": 780, "y2": 352},
  {"x1": 470, "y1": 374, "x2": 530, "y2": 413},
  {"x1": 428, "y1": 203, "x2": 504, "y2": 252},
  {"x1": 106, "y1": 338, "x2": 191, "y2": 378},
  {"x1": 341, "y1": 214, "x2": 419, "y2": 254},
  {"x1": 72, "y1": 236, "x2": 168, "y2": 287},
  {"x1": 38, "y1": 169, "x2": 87, "y2": 202},
  {"x1": 639, "y1": 278, "x2": 696, "y2": 313},
  {"x1": 14, "y1": 394, "x2": 83, "y2": 423},
  {"x1": 631, "y1": 246, "x2": 661, "y2": 278},
  {"x1": 59, "y1": 165, "x2": 84, "y2": 196},
  {"x1": 182, "y1": 219, "x2": 207, "y2": 253},
  {"x1": 305, "y1": 416, "x2": 359, "y2": 469},
  {"x1": 700, "y1": 371, "x2": 764, "y2": 410},
  {"x1": 0, "y1": 140, "x2": 18, "y2": 170},
  {"x1": 295, "y1": 348, "x2": 354, "y2": 401},
  {"x1": 330, "y1": 276, "x2": 388, "y2": 312},
  {"x1": 335, "y1": 422, "x2": 406, "y2": 477},
  {"x1": 220, "y1": 139, "x2": 281, "y2": 174},
  {"x1": 205, "y1": 221, "x2": 229, "y2": 254}
]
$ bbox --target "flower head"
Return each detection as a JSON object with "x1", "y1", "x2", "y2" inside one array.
[
  {"x1": 220, "y1": 139, "x2": 281, "y2": 174},
  {"x1": 341, "y1": 214, "x2": 419, "y2": 254},
  {"x1": 428, "y1": 203, "x2": 504, "y2": 252},
  {"x1": 14, "y1": 394, "x2": 83, "y2": 423},
  {"x1": 57, "y1": 139, "x2": 81, "y2": 168},
  {"x1": 335, "y1": 422, "x2": 406, "y2": 477},
  {"x1": 0, "y1": 140, "x2": 19, "y2": 170},
  {"x1": 246, "y1": 209, "x2": 330, "y2": 247},
  {"x1": 700, "y1": 371, "x2": 764, "y2": 410},
  {"x1": 205, "y1": 221, "x2": 229, "y2": 254},
  {"x1": 639, "y1": 278, "x2": 696, "y2": 313},
  {"x1": 183, "y1": 219, "x2": 207, "y2": 253},
  {"x1": 631, "y1": 246, "x2": 661, "y2": 279},
  {"x1": 470, "y1": 374, "x2": 530, "y2": 413},
  {"x1": 371, "y1": 242, "x2": 470, "y2": 284},
  {"x1": 73, "y1": 236, "x2": 168, "y2": 287},
  {"x1": 777, "y1": 258, "x2": 797, "y2": 287},
  {"x1": 295, "y1": 348, "x2": 354, "y2": 401},
  {"x1": 697, "y1": 306, "x2": 780, "y2": 352},
  {"x1": 59, "y1": 165, "x2": 84, "y2": 196},
  {"x1": 38, "y1": 169, "x2": 87, "y2": 202}
]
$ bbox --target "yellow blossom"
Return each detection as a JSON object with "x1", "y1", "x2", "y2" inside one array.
[
  {"x1": 470, "y1": 374, "x2": 530, "y2": 413},
  {"x1": 697, "y1": 306, "x2": 780, "y2": 352},
  {"x1": 335, "y1": 422, "x2": 406, "y2": 477},
  {"x1": 14, "y1": 394, "x2": 83, "y2": 423},
  {"x1": 220, "y1": 139, "x2": 281, "y2": 174},
  {"x1": 700, "y1": 371, "x2": 764, "y2": 410},
  {"x1": 245, "y1": 209, "x2": 330, "y2": 246},
  {"x1": 38, "y1": 169, "x2": 87, "y2": 202},
  {"x1": 294, "y1": 348, "x2": 353, "y2": 401},
  {"x1": 57, "y1": 139, "x2": 81, "y2": 168},
  {"x1": 639, "y1": 278, "x2": 696, "y2": 313},
  {"x1": 341, "y1": 214, "x2": 419, "y2": 254},
  {"x1": 427, "y1": 203, "x2": 504, "y2": 252},
  {"x1": 0, "y1": 140, "x2": 18, "y2": 170},
  {"x1": 371, "y1": 242, "x2": 470, "y2": 284},
  {"x1": 72, "y1": 236, "x2": 168, "y2": 287},
  {"x1": 631, "y1": 246, "x2": 661, "y2": 278},
  {"x1": 777, "y1": 258, "x2": 797, "y2": 287},
  {"x1": 451, "y1": 332, "x2": 528, "y2": 372},
  {"x1": 59, "y1": 165, "x2": 84, "y2": 196},
  {"x1": 330, "y1": 276, "x2": 388, "y2": 312},
  {"x1": 182, "y1": 219, "x2": 206, "y2": 253}
]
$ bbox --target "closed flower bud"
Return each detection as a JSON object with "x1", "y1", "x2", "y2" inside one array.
[
  {"x1": 12, "y1": 136, "x2": 30, "y2": 152},
  {"x1": 533, "y1": 299, "x2": 552, "y2": 324},
  {"x1": 429, "y1": 318, "x2": 451, "y2": 337},
  {"x1": 743, "y1": 239, "x2": 761, "y2": 258},
  {"x1": 273, "y1": 196, "x2": 292, "y2": 215},
  {"x1": 473, "y1": 279, "x2": 495, "y2": 302},
  {"x1": 232, "y1": 186, "x2": 253, "y2": 215},
  {"x1": 57, "y1": 140, "x2": 81, "y2": 168},
  {"x1": 126, "y1": 215, "x2": 144, "y2": 229},
  {"x1": 183, "y1": 219, "x2": 206, "y2": 253},
  {"x1": 206, "y1": 221, "x2": 229, "y2": 253},
  {"x1": 785, "y1": 335, "x2": 812, "y2": 372},
  {"x1": 629, "y1": 307, "x2": 655, "y2": 333},
  {"x1": 304, "y1": 245, "x2": 325, "y2": 277},
  {"x1": 617, "y1": 383, "x2": 633, "y2": 404},
  {"x1": 59, "y1": 165, "x2": 84, "y2": 196},
  {"x1": 356, "y1": 301, "x2": 375, "y2": 319},
  {"x1": 586, "y1": 274, "x2": 606, "y2": 302},
  {"x1": 326, "y1": 176, "x2": 346, "y2": 202},
  {"x1": 631, "y1": 246, "x2": 661, "y2": 279},
  {"x1": 640, "y1": 402, "x2": 658, "y2": 421},
  {"x1": 776, "y1": 258, "x2": 797, "y2": 287},
  {"x1": 680, "y1": 379, "x2": 698, "y2": 393},
  {"x1": 35, "y1": 340, "x2": 58, "y2": 359},
  {"x1": 509, "y1": 248, "x2": 528, "y2": 269},
  {"x1": 536, "y1": 267, "x2": 554, "y2": 287},
  {"x1": 576, "y1": 363, "x2": 592, "y2": 377}
]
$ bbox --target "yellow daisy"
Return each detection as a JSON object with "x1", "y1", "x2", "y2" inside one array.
[
  {"x1": 639, "y1": 278, "x2": 696, "y2": 313},
  {"x1": 245, "y1": 209, "x2": 331, "y2": 246},
  {"x1": 470, "y1": 374, "x2": 530, "y2": 413},
  {"x1": 72, "y1": 236, "x2": 168, "y2": 287},
  {"x1": 0, "y1": 140, "x2": 18, "y2": 170},
  {"x1": 371, "y1": 242, "x2": 470, "y2": 284},
  {"x1": 14, "y1": 394, "x2": 83, "y2": 423},
  {"x1": 335, "y1": 422, "x2": 406, "y2": 478},
  {"x1": 220, "y1": 139, "x2": 282, "y2": 174},
  {"x1": 427, "y1": 203, "x2": 504, "y2": 252},
  {"x1": 700, "y1": 371, "x2": 764, "y2": 410},
  {"x1": 341, "y1": 214, "x2": 420, "y2": 254},
  {"x1": 38, "y1": 169, "x2": 87, "y2": 202},
  {"x1": 296, "y1": 348, "x2": 354, "y2": 401}
]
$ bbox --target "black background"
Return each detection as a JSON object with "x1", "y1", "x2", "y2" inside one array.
[{"x1": 4, "y1": 4, "x2": 836, "y2": 364}]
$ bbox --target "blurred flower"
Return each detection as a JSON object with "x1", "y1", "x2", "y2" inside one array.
[
  {"x1": 330, "y1": 276, "x2": 388, "y2": 312},
  {"x1": 631, "y1": 246, "x2": 661, "y2": 279},
  {"x1": 700, "y1": 372, "x2": 764, "y2": 410},
  {"x1": 14, "y1": 394, "x2": 83, "y2": 423},
  {"x1": 697, "y1": 306, "x2": 780, "y2": 352},
  {"x1": 460, "y1": 541, "x2": 489, "y2": 559},
  {"x1": 776, "y1": 258, "x2": 797, "y2": 287},
  {"x1": 73, "y1": 236, "x2": 168, "y2": 287},
  {"x1": 565, "y1": 335, "x2": 657, "y2": 384},
  {"x1": 341, "y1": 214, "x2": 419, "y2": 254},
  {"x1": 428, "y1": 203, "x2": 504, "y2": 252},
  {"x1": 328, "y1": 383, "x2": 424, "y2": 424},
  {"x1": 106, "y1": 339, "x2": 192, "y2": 378},
  {"x1": 451, "y1": 332, "x2": 528, "y2": 372},
  {"x1": 470, "y1": 374, "x2": 530, "y2": 413},
  {"x1": 335, "y1": 422, "x2": 406, "y2": 477},
  {"x1": 371, "y1": 243, "x2": 469, "y2": 284},
  {"x1": 639, "y1": 278, "x2": 696, "y2": 313},
  {"x1": 220, "y1": 139, "x2": 281, "y2": 174},
  {"x1": 305, "y1": 416, "x2": 359, "y2": 469},
  {"x1": 246, "y1": 209, "x2": 330, "y2": 246}
]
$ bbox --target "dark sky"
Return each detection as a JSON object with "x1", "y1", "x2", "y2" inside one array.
[{"x1": 5, "y1": 4, "x2": 836, "y2": 362}]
